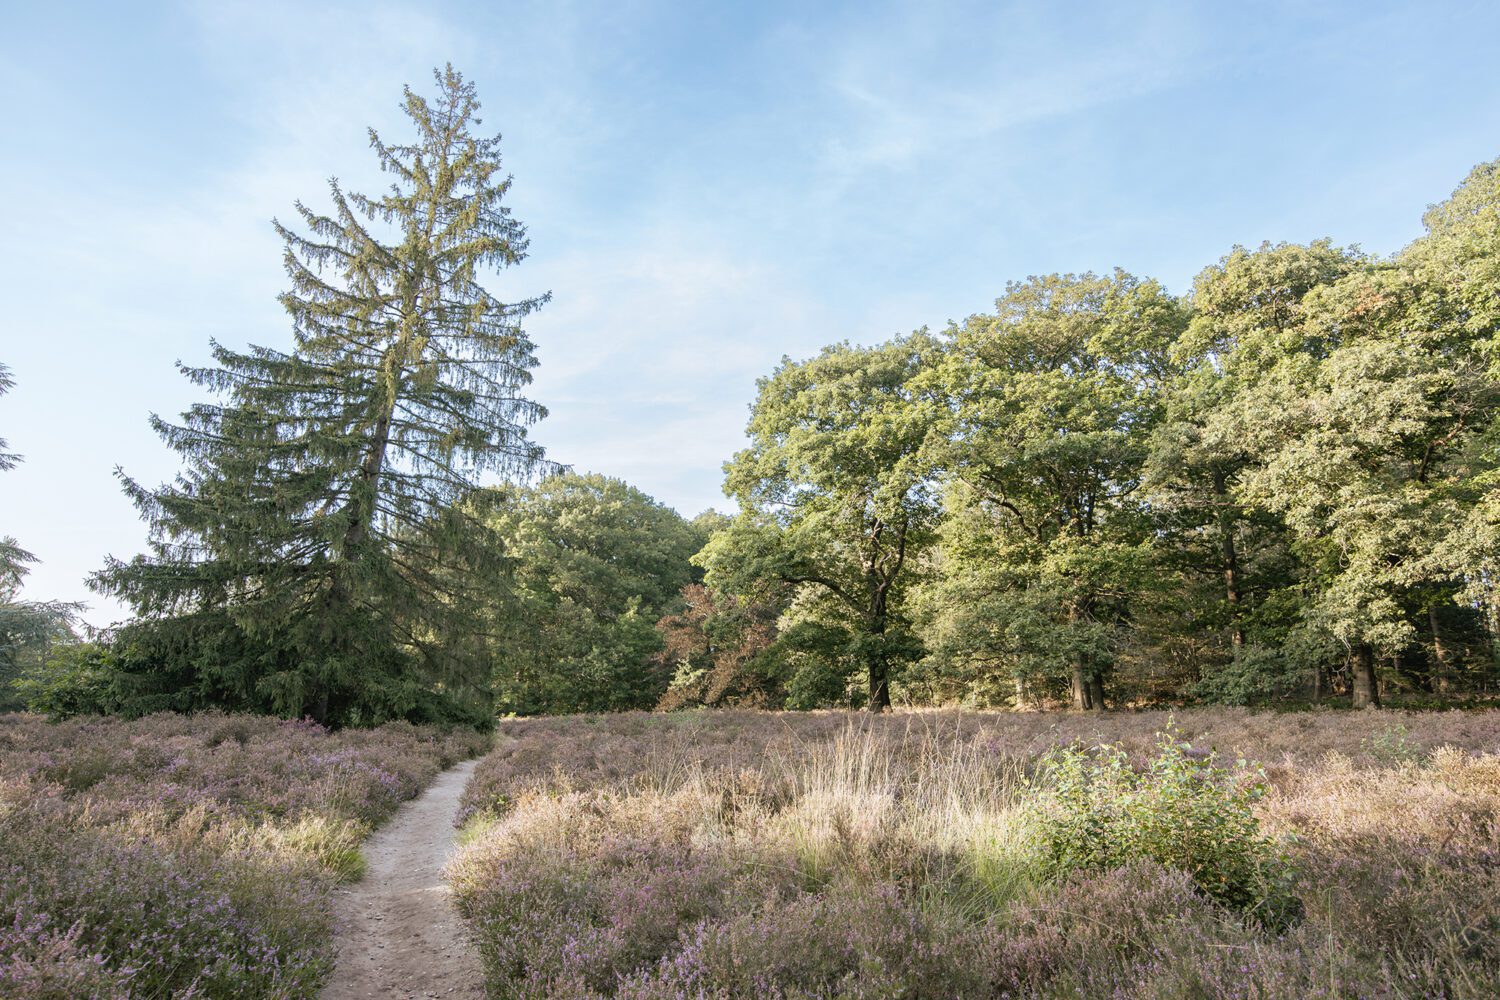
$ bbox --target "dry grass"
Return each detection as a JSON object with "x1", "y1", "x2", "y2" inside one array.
[{"x1": 450, "y1": 708, "x2": 1500, "y2": 998}]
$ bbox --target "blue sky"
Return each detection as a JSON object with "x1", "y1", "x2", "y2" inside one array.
[{"x1": 3, "y1": 0, "x2": 1499, "y2": 625}]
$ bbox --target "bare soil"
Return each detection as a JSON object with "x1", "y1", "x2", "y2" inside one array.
[{"x1": 322, "y1": 758, "x2": 485, "y2": 999}]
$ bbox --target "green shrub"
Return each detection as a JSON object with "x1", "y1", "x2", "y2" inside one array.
[
  {"x1": 1033, "y1": 727, "x2": 1300, "y2": 928},
  {"x1": 1361, "y1": 723, "x2": 1426, "y2": 766},
  {"x1": 1190, "y1": 644, "x2": 1309, "y2": 704}
]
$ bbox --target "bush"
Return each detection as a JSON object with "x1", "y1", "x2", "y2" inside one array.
[
  {"x1": 1191, "y1": 643, "x2": 1309, "y2": 704},
  {"x1": 1034, "y1": 727, "x2": 1300, "y2": 928},
  {"x1": 1361, "y1": 722, "x2": 1426, "y2": 765}
]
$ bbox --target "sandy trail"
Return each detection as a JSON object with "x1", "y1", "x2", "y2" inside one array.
[{"x1": 322, "y1": 758, "x2": 485, "y2": 999}]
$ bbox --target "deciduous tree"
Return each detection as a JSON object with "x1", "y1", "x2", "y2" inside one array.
[
  {"x1": 916, "y1": 272, "x2": 1183, "y2": 709},
  {"x1": 486, "y1": 473, "x2": 703, "y2": 714},
  {"x1": 704, "y1": 334, "x2": 944, "y2": 710}
]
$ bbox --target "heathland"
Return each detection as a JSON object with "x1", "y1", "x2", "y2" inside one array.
[
  {"x1": 0, "y1": 712, "x2": 485, "y2": 997},
  {"x1": 447, "y1": 708, "x2": 1500, "y2": 999},
  {"x1": 4, "y1": 60, "x2": 1500, "y2": 1000},
  {"x1": 3, "y1": 706, "x2": 1498, "y2": 996}
]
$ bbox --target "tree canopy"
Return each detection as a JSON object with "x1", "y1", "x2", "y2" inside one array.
[
  {"x1": 668, "y1": 155, "x2": 1500, "y2": 712},
  {"x1": 702, "y1": 334, "x2": 945, "y2": 709},
  {"x1": 485, "y1": 472, "x2": 703, "y2": 715}
]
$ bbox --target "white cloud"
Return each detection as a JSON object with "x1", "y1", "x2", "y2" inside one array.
[{"x1": 813, "y1": 2, "x2": 1196, "y2": 179}]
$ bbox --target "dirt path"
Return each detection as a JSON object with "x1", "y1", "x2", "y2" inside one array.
[{"x1": 322, "y1": 758, "x2": 486, "y2": 999}]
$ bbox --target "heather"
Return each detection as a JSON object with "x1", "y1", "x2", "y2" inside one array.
[
  {"x1": 0, "y1": 711, "x2": 487, "y2": 998},
  {"x1": 450, "y1": 708, "x2": 1500, "y2": 998}
]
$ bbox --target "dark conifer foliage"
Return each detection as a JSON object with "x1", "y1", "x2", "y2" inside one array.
[{"x1": 92, "y1": 67, "x2": 552, "y2": 726}]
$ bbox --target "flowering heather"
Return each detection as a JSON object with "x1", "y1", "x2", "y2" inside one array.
[
  {"x1": 450, "y1": 708, "x2": 1500, "y2": 998},
  {"x1": 0, "y1": 711, "x2": 487, "y2": 998}
]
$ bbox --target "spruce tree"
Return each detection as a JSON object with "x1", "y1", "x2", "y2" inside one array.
[{"x1": 93, "y1": 66, "x2": 552, "y2": 726}]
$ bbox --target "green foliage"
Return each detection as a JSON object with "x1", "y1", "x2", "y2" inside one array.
[
  {"x1": 0, "y1": 363, "x2": 16, "y2": 476},
  {"x1": 912, "y1": 271, "x2": 1182, "y2": 709},
  {"x1": 1243, "y1": 275, "x2": 1493, "y2": 631},
  {"x1": 777, "y1": 619, "x2": 864, "y2": 709},
  {"x1": 1034, "y1": 729, "x2": 1300, "y2": 928},
  {"x1": 20, "y1": 131, "x2": 1500, "y2": 717},
  {"x1": 1137, "y1": 242, "x2": 1362, "y2": 696},
  {"x1": 0, "y1": 600, "x2": 79, "y2": 713},
  {"x1": 918, "y1": 160, "x2": 1500, "y2": 709},
  {"x1": 1361, "y1": 723, "x2": 1426, "y2": 766},
  {"x1": 708, "y1": 334, "x2": 944, "y2": 709},
  {"x1": 1189, "y1": 645, "x2": 1308, "y2": 705},
  {"x1": 689, "y1": 156, "x2": 1500, "y2": 710},
  {"x1": 0, "y1": 362, "x2": 87, "y2": 711},
  {"x1": 14, "y1": 642, "x2": 121, "y2": 717},
  {"x1": 487, "y1": 472, "x2": 702, "y2": 714}
]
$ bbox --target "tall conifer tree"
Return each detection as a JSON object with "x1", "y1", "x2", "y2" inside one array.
[{"x1": 93, "y1": 67, "x2": 551, "y2": 725}]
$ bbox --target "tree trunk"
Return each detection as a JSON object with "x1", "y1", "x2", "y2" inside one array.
[
  {"x1": 1489, "y1": 594, "x2": 1500, "y2": 677},
  {"x1": 343, "y1": 345, "x2": 404, "y2": 555},
  {"x1": 1070, "y1": 659, "x2": 1089, "y2": 710},
  {"x1": 1213, "y1": 471, "x2": 1245, "y2": 653},
  {"x1": 1013, "y1": 675, "x2": 1030, "y2": 711},
  {"x1": 1087, "y1": 673, "x2": 1106, "y2": 712},
  {"x1": 1070, "y1": 654, "x2": 1094, "y2": 710},
  {"x1": 1067, "y1": 598, "x2": 1097, "y2": 710},
  {"x1": 1429, "y1": 604, "x2": 1453, "y2": 694},
  {"x1": 865, "y1": 583, "x2": 892, "y2": 711},
  {"x1": 1351, "y1": 642, "x2": 1380, "y2": 709},
  {"x1": 344, "y1": 409, "x2": 392, "y2": 551},
  {"x1": 867, "y1": 657, "x2": 891, "y2": 711}
]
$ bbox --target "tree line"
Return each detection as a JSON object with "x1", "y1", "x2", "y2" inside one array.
[
  {"x1": 3, "y1": 68, "x2": 1497, "y2": 721},
  {"x1": 674, "y1": 160, "x2": 1500, "y2": 712}
]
